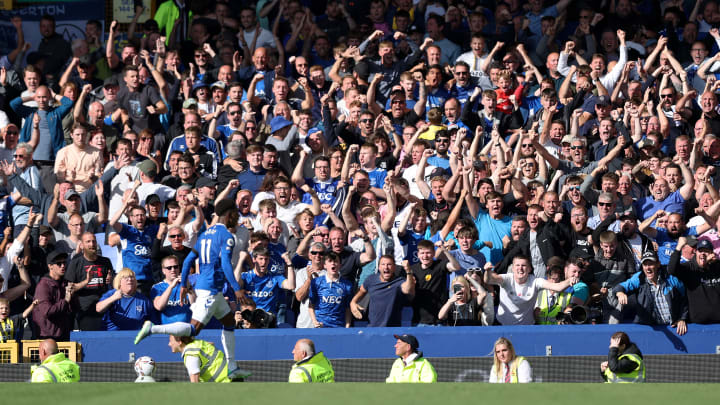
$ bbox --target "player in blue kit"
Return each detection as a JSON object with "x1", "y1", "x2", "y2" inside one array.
[{"x1": 134, "y1": 199, "x2": 248, "y2": 380}]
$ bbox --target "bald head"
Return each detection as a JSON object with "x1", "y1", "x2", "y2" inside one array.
[
  {"x1": 35, "y1": 86, "x2": 51, "y2": 110},
  {"x1": 292, "y1": 338, "x2": 315, "y2": 361},
  {"x1": 39, "y1": 339, "x2": 59, "y2": 361}
]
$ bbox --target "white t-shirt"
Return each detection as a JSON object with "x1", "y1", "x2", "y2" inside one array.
[
  {"x1": 496, "y1": 273, "x2": 546, "y2": 325},
  {"x1": 402, "y1": 164, "x2": 437, "y2": 199},
  {"x1": 239, "y1": 27, "x2": 276, "y2": 50},
  {"x1": 488, "y1": 358, "x2": 533, "y2": 383}
]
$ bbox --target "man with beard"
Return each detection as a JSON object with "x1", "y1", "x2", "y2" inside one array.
[
  {"x1": 272, "y1": 177, "x2": 321, "y2": 228},
  {"x1": 595, "y1": 210, "x2": 654, "y2": 270},
  {"x1": 64, "y1": 232, "x2": 114, "y2": 331},
  {"x1": 568, "y1": 206, "x2": 593, "y2": 258},
  {"x1": 639, "y1": 210, "x2": 716, "y2": 266},
  {"x1": 669, "y1": 237, "x2": 720, "y2": 324}
]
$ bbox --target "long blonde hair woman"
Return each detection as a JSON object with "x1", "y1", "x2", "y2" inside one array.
[{"x1": 489, "y1": 337, "x2": 532, "y2": 383}]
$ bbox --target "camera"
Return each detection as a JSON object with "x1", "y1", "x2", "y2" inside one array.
[
  {"x1": 556, "y1": 304, "x2": 603, "y2": 324},
  {"x1": 240, "y1": 308, "x2": 276, "y2": 329},
  {"x1": 453, "y1": 284, "x2": 463, "y2": 294}
]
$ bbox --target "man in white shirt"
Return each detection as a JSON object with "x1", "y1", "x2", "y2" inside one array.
[{"x1": 238, "y1": 7, "x2": 276, "y2": 50}]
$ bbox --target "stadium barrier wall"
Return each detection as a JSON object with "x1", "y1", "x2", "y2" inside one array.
[
  {"x1": 2, "y1": 355, "x2": 719, "y2": 382},
  {"x1": 71, "y1": 324, "x2": 720, "y2": 362}
]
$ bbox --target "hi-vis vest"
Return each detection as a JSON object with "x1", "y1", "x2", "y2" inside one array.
[
  {"x1": 536, "y1": 290, "x2": 571, "y2": 324},
  {"x1": 0, "y1": 318, "x2": 16, "y2": 342},
  {"x1": 505, "y1": 356, "x2": 526, "y2": 383},
  {"x1": 289, "y1": 352, "x2": 335, "y2": 383},
  {"x1": 30, "y1": 352, "x2": 80, "y2": 383},
  {"x1": 603, "y1": 353, "x2": 646, "y2": 383},
  {"x1": 182, "y1": 340, "x2": 231, "y2": 383},
  {"x1": 386, "y1": 354, "x2": 437, "y2": 383}
]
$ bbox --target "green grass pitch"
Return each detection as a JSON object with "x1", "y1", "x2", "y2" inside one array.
[{"x1": 4, "y1": 383, "x2": 717, "y2": 405}]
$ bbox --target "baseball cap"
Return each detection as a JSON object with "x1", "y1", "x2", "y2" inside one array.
[
  {"x1": 195, "y1": 176, "x2": 218, "y2": 189},
  {"x1": 561, "y1": 135, "x2": 575, "y2": 145},
  {"x1": 619, "y1": 209, "x2": 637, "y2": 220},
  {"x1": 64, "y1": 189, "x2": 81, "y2": 201},
  {"x1": 595, "y1": 95, "x2": 611, "y2": 107},
  {"x1": 215, "y1": 199, "x2": 236, "y2": 217},
  {"x1": 46, "y1": 250, "x2": 68, "y2": 265},
  {"x1": 103, "y1": 76, "x2": 119, "y2": 88},
  {"x1": 182, "y1": 98, "x2": 198, "y2": 109},
  {"x1": 192, "y1": 81, "x2": 208, "y2": 92},
  {"x1": 393, "y1": 334, "x2": 419, "y2": 351},
  {"x1": 38, "y1": 225, "x2": 53, "y2": 236},
  {"x1": 211, "y1": 81, "x2": 227, "y2": 90},
  {"x1": 137, "y1": 159, "x2": 157, "y2": 178},
  {"x1": 697, "y1": 239, "x2": 714, "y2": 252},
  {"x1": 569, "y1": 246, "x2": 594, "y2": 260},
  {"x1": 641, "y1": 251, "x2": 659, "y2": 264},
  {"x1": 686, "y1": 236, "x2": 698, "y2": 248}
]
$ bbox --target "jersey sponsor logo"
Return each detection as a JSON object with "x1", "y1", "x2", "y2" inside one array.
[
  {"x1": 321, "y1": 295, "x2": 343, "y2": 304},
  {"x1": 134, "y1": 245, "x2": 150, "y2": 257},
  {"x1": 136, "y1": 305, "x2": 144, "y2": 312},
  {"x1": 250, "y1": 290, "x2": 274, "y2": 298}
]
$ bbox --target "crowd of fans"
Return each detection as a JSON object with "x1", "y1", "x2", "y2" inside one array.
[{"x1": 2, "y1": 0, "x2": 720, "y2": 342}]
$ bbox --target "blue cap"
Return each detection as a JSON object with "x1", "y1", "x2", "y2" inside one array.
[
  {"x1": 269, "y1": 116, "x2": 293, "y2": 133},
  {"x1": 697, "y1": 240, "x2": 714, "y2": 252},
  {"x1": 192, "y1": 81, "x2": 209, "y2": 92}
]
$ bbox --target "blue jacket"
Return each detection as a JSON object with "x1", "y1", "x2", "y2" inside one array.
[
  {"x1": 10, "y1": 96, "x2": 73, "y2": 158},
  {"x1": 614, "y1": 271, "x2": 689, "y2": 325}
]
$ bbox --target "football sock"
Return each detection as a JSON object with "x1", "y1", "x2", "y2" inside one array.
[{"x1": 151, "y1": 322, "x2": 192, "y2": 336}]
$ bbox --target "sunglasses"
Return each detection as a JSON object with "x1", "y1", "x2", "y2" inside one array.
[
  {"x1": 309, "y1": 251, "x2": 324, "y2": 256},
  {"x1": 229, "y1": 111, "x2": 242, "y2": 115},
  {"x1": 13, "y1": 154, "x2": 26, "y2": 158},
  {"x1": 169, "y1": 234, "x2": 183, "y2": 239},
  {"x1": 6, "y1": 131, "x2": 18, "y2": 135},
  {"x1": 435, "y1": 139, "x2": 449, "y2": 143},
  {"x1": 570, "y1": 146, "x2": 584, "y2": 150},
  {"x1": 194, "y1": 54, "x2": 208, "y2": 58},
  {"x1": 569, "y1": 186, "x2": 581, "y2": 191},
  {"x1": 164, "y1": 265, "x2": 180, "y2": 270},
  {"x1": 521, "y1": 143, "x2": 533, "y2": 147},
  {"x1": 598, "y1": 202, "x2": 613, "y2": 207},
  {"x1": 359, "y1": 119, "x2": 372, "y2": 123},
  {"x1": 661, "y1": 94, "x2": 673, "y2": 98}
]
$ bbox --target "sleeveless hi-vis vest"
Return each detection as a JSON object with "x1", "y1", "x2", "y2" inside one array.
[
  {"x1": 182, "y1": 340, "x2": 231, "y2": 382},
  {"x1": 603, "y1": 353, "x2": 646, "y2": 383}
]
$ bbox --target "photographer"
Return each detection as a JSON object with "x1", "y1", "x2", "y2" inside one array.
[{"x1": 235, "y1": 296, "x2": 276, "y2": 329}]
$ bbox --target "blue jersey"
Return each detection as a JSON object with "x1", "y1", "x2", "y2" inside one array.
[
  {"x1": 309, "y1": 276, "x2": 353, "y2": 328},
  {"x1": 399, "y1": 230, "x2": 424, "y2": 266},
  {"x1": 241, "y1": 271, "x2": 286, "y2": 314},
  {"x1": 188, "y1": 273, "x2": 236, "y2": 329},
  {"x1": 302, "y1": 178, "x2": 338, "y2": 206},
  {"x1": 119, "y1": 224, "x2": 159, "y2": 281},
  {"x1": 150, "y1": 281, "x2": 192, "y2": 324},
  {"x1": 367, "y1": 168, "x2": 387, "y2": 188},
  {"x1": 655, "y1": 226, "x2": 698, "y2": 265},
  {"x1": 182, "y1": 224, "x2": 241, "y2": 294},
  {"x1": 216, "y1": 125, "x2": 237, "y2": 147},
  {"x1": 267, "y1": 242, "x2": 287, "y2": 276},
  {"x1": 100, "y1": 289, "x2": 153, "y2": 330}
]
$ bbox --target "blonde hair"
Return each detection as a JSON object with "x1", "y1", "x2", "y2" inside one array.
[
  {"x1": 492, "y1": 337, "x2": 518, "y2": 377},
  {"x1": 450, "y1": 277, "x2": 471, "y2": 303},
  {"x1": 113, "y1": 268, "x2": 136, "y2": 290}
]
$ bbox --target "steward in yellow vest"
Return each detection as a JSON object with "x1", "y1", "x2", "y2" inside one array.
[
  {"x1": 386, "y1": 334, "x2": 437, "y2": 383},
  {"x1": 169, "y1": 335, "x2": 231, "y2": 382},
  {"x1": 30, "y1": 339, "x2": 79, "y2": 383}
]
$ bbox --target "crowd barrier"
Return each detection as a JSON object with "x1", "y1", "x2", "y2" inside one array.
[{"x1": 70, "y1": 324, "x2": 720, "y2": 362}]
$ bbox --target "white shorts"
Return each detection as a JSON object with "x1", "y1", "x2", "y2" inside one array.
[{"x1": 191, "y1": 289, "x2": 232, "y2": 325}]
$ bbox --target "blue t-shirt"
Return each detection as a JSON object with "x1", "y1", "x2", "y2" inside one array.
[
  {"x1": 119, "y1": 223, "x2": 159, "y2": 281},
  {"x1": 634, "y1": 190, "x2": 686, "y2": 221},
  {"x1": 184, "y1": 223, "x2": 240, "y2": 294},
  {"x1": 309, "y1": 276, "x2": 353, "y2": 328},
  {"x1": 236, "y1": 168, "x2": 267, "y2": 194},
  {"x1": 474, "y1": 209, "x2": 513, "y2": 264},
  {"x1": 362, "y1": 272, "x2": 408, "y2": 327},
  {"x1": 241, "y1": 271, "x2": 287, "y2": 314},
  {"x1": 150, "y1": 281, "x2": 192, "y2": 324},
  {"x1": 100, "y1": 289, "x2": 153, "y2": 330},
  {"x1": 449, "y1": 249, "x2": 486, "y2": 286},
  {"x1": 655, "y1": 226, "x2": 698, "y2": 265}
]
